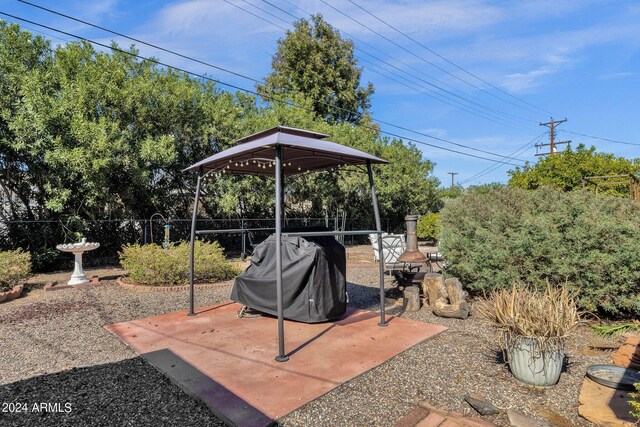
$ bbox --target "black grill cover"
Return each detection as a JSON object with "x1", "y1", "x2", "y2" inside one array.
[{"x1": 231, "y1": 233, "x2": 346, "y2": 323}]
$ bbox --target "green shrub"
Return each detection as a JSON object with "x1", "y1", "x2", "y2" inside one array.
[
  {"x1": 417, "y1": 213, "x2": 441, "y2": 241},
  {"x1": 631, "y1": 382, "x2": 640, "y2": 421},
  {"x1": 119, "y1": 241, "x2": 240, "y2": 286},
  {"x1": 439, "y1": 187, "x2": 640, "y2": 317},
  {"x1": 0, "y1": 249, "x2": 31, "y2": 292}
]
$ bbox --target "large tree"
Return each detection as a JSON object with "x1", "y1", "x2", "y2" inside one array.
[
  {"x1": 0, "y1": 22, "x2": 442, "y2": 268},
  {"x1": 508, "y1": 144, "x2": 639, "y2": 196},
  {"x1": 257, "y1": 14, "x2": 373, "y2": 124},
  {"x1": 0, "y1": 23, "x2": 244, "y2": 221}
]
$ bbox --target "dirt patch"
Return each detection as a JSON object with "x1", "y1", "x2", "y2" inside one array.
[{"x1": 0, "y1": 301, "x2": 89, "y2": 324}]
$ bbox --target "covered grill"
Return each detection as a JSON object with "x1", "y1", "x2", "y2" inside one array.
[{"x1": 231, "y1": 233, "x2": 346, "y2": 323}]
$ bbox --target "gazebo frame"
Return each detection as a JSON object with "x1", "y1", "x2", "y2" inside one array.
[{"x1": 184, "y1": 126, "x2": 389, "y2": 362}]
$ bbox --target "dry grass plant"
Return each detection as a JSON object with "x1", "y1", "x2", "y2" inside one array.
[{"x1": 476, "y1": 282, "x2": 581, "y2": 352}]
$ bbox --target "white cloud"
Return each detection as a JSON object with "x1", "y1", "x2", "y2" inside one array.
[
  {"x1": 299, "y1": 0, "x2": 505, "y2": 43},
  {"x1": 502, "y1": 55, "x2": 569, "y2": 93},
  {"x1": 81, "y1": 0, "x2": 119, "y2": 19},
  {"x1": 144, "y1": 0, "x2": 288, "y2": 38},
  {"x1": 599, "y1": 71, "x2": 637, "y2": 80}
]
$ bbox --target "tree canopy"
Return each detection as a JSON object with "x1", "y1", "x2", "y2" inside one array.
[
  {"x1": 257, "y1": 14, "x2": 374, "y2": 124},
  {"x1": 508, "y1": 144, "x2": 639, "y2": 196},
  {"x1": 0, "y1": 21, "x2": 441, "y2": 268}
]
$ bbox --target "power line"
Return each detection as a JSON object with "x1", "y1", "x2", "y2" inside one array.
[
  {"x1": 237, "y1": 0, "x2": 293, "y2": 26},
  {"x1": 460, "y1": 132, "x2": 546, "y2": 185},
  {"x1": 460, "y1": 134, "x2": 543, "y2": 185},
  {"x1": 8, "y1": 6, "x2": 526, "y2": 162},
  {"x1": 560, "y1": 129, "x2": 640, "y2": 147},
  {"x1": 318, "y1": 0, "x2": 547, "y2": 118},
  {"x1": 0, "y1": 10, "x2": 525, "y2": 166},
  {"x1": 266, "y1": 0, "x2": 533, "y2": 127},
  {"x1": 535, "y1": 117, "x2": 570, "y2": 156},
  {"x1": 17, "y1": 0, "x2": 265, "y2": 85},
  {"x1": 12, "y1": 5, "x2": 530, "y2": 163},
  {"x1": 259, "y1": 0, "x2": 533, "y2": 127},
  {"x1": 359, "y1": 56, "x2": 529, "y2": 132},
  {"x1": 345, "y1": 0, "x2": 553, "y2": 116}
]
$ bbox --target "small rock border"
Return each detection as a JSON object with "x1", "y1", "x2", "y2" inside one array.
[
  {"x1": 116, "y1": 276, "x2": 226, "y2": 292},
  {"x1": 0, "y1": 284, "x2": 24, "y2": 303}
]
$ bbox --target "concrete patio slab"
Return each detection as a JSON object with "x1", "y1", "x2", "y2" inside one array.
[{"x1": 106, "y1": 302, "x2": 447, "y2": 427}]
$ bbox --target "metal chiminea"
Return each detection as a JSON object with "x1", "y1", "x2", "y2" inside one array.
[{"x1": 397, "y1": 214, "x2": 427, "y2": 263}]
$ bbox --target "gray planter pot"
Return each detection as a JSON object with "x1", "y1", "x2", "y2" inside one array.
[{"x1": 506, "y1": 334, "x2": 565, "y2": 387}]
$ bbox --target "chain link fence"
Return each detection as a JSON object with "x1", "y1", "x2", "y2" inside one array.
[{"x1": 0, "y1": 216, "x2": 397, "y2": 271}]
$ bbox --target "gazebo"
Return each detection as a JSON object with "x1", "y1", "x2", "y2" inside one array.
[{"x1": 183, "y1": 126, "x2": 389, "y2": 362}]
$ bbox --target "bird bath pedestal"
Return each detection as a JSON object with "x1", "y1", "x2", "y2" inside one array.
[{"x1": 56, "y1": 238, "x2": 100, "y2": 285}]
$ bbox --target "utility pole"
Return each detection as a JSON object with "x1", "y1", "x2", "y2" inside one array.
[
  {"x1": 536, "y1": 117, "x2": 571, "y2": 156},
  {"x1": 448, "y1": 172, "x2": 458, "y2": 190}
]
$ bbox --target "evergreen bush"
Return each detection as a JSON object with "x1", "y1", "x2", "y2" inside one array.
[
  {"x1": 439, "y1": 187, "x2": 640, "y2": 317},
  {"x1": 0, "y1": 249, "x2": 31, "y2": 291},
  {"x1": 119, "y1": 241, "x2": 240, "y2": 286},
  {"x1": 416, "y1": 213, "x2": 441, "y2": 242}
]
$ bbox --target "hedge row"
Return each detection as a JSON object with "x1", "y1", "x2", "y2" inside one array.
[
  {"x1": 119, "y1": 241, "x2": 240, "y2": 286},
  {"x1": 439, "y1": 187, "x2": 640, "y2": 317},
  {"x1": 0, "y1": 249, "x2": 31, "y2": 292}
]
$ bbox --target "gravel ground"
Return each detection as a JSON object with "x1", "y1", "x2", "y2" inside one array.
[{"x1": 0, "y1": 249, "x2": 613, "y2": 426}]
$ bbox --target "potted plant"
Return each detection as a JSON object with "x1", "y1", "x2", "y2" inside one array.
[{"x1": 477, "y1": 282, "x2": 580, "y2": 387}]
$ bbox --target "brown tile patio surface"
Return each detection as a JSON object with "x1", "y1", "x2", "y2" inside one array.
[{"x1": 106, "y1": 302, "x2": 447, "y2": 427}]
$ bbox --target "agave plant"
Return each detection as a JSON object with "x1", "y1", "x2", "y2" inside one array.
[{"x1": 591, "y1": 320, "x2": 640, "y2": 337}]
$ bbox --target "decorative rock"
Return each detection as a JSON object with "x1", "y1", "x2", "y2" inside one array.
[
  {"x1": 578, "y1": 377, "x2": 635, "y2": 427},
  {"x1": 0, "y1": 284, "x2": 24, "y2": 303},
  {"x1": 611, "y1": 335, "x2": 640, "y2": 370},
  {"x1": 402, "y1": 286, "x2": 421, "y2": 312},
  {"x1": 464, "y1": 394, "x2": 500, "y2": 416},
  {"x1": 538, "y1": 409, "x2": 573, "y2": 427},
  {"x1": 507, "y1": 409, "x2": 552, "y2": 427},
  {"x1": 417, "y1": 401, "x2": 497, "y2": 427}
]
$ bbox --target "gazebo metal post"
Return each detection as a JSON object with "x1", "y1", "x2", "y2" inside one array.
[
  {"x1": 274, "y1": 145, "x2": 289, "y2": 362},
  {"x1": 367, "y1": 161, "x2": 387, "y2": 327},
  {"x1": 188, "y1": 167, "x2": 204, "y2": 316}
]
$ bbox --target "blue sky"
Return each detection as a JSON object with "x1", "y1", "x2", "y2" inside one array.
[{"x1": 2, "y1": 0, "x2": 639, "y2": 187}]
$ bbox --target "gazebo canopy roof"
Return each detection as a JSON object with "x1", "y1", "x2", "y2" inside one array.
[{"x1": 183, "y1": 126, "x2": 388, "y2": 176}]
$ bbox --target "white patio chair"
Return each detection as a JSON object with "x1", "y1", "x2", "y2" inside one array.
[
  {"x1": 369, "y1": 232, "x2": 388, "y2": 261},
  {"x1": 369, "y1": 233, "x2": 410, "y2": 273}
]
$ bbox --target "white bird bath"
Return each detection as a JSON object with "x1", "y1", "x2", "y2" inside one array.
[{"x1": 56, "y1": 238, "x2": 100, "y2": 285}]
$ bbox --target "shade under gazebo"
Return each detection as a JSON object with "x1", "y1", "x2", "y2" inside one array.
[{"x1": 184, "y1": 126, "x2": 389, "y2": 362}]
